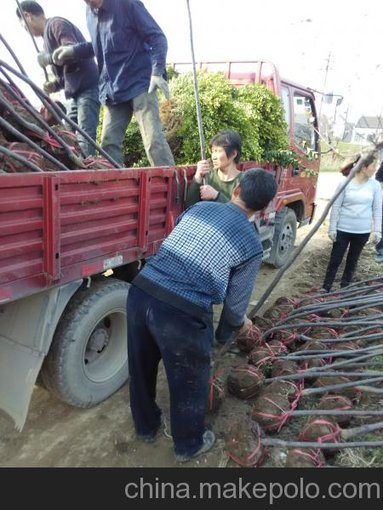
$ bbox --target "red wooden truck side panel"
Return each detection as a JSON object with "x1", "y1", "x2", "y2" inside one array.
[{"x1": 0, "y1": 167, "x2": 193, "y2": 303}]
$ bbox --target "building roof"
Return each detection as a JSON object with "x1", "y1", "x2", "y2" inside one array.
[{"x1": 355, "y1": 116, "x2": 383, "y2": 129}]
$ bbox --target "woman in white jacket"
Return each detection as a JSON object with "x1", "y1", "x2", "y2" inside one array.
[{"x1": 322, "y1": 154, "x2": 382, "y2": 292}]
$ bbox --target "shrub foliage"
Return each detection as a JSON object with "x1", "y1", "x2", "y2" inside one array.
[{"x1": 119, "y1": 70, "x2": 289, "y2": 167}]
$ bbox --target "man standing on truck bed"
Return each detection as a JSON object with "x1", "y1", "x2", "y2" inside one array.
[
  {"x1": 126, "y1": 168, "x2": 277, "y2": 462},
  {"x1": 68, "y1": 0, "x2": 174, "y2": 167},
  {"x1": 16, "y1": 1, "x2": 100, "y2": 158}
]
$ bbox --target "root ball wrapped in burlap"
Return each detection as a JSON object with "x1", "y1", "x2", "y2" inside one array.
[
  {"x1": 224, "y1": 419, "x2": 266, "y2": 467},
  {"x1": 236, "y1": 323, "x2": 264, "y2": 353},
  {"x1": 251, "y1": 392, "x2": 291, "y2": 432},
  {"x1": 313, "y1": 376, "x2": 362, "y2": 402},
  {"x1": 263, "y1": 379, "x2": 300, "y2": 403},
  {"x1": 248, "y1": 341, "x2": 287, "y2": 370},
  {"x1": 297, "y1": 340, "x2": 331, "y2": 370},
  {"x1": 271, "y1": 359, "x2": 299, "y2": 378},
  {"x1": 226, "y1": 364, "x2": 264, "y2": 400},
  {"x1": 299, "y1": 416, "x2": 341, "y2": 457},
  {"x1": 317, "y1": 394, "x2": 353, "y2": 427}
]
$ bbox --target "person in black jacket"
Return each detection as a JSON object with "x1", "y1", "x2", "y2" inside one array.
[
  {"x1": 16, "y1": 1, "x2": 100, "y2": 157},
  {"x1": 375, "y1": 160, "x2": 383, "y2": 262}
]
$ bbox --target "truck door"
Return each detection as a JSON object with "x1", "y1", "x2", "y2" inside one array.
[{"x1": 280, "y1": 84, "x2": 319, "y2": 223}]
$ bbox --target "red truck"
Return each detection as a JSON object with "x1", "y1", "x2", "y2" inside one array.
[{"x1": 0, "y1": 61, "x2": 320, "y2": 429}]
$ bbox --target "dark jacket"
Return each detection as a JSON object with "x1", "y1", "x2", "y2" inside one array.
[
  {"x1": 44, "y1": 17, "x2": 99, "y2": 99},
  {"x1": 84, "y1": 0, "x2": 168, "y2": 105}
]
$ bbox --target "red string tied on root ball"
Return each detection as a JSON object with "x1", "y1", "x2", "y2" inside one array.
[
  {"x1": 273, "y1": 329, "x2": 300, "y2": 348},
  {"x1": 299, "y1": 417, "x2": 342, "y2": 445},
  {"x1": 309, "y1": 327, "x2": 340, "y2": 340},
  {"x1": 285, "y1": 447, "x2": 326, "y2": 468},
  {"x1": 273, "y1": 296, "x2": 302, "y2": 308},
  {"x1": 248, "y1": 341, "x2": 288, "y2": 370}
]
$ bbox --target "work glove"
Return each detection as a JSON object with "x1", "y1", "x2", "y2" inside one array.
[
  {"x1": 42, "y1": 79, "x2": 61, "y2": 95},
  {"x1": 328, "y1": 230, "x2": 337, "y2": 242},
  {"x1": 237, "y1": 316, "x2": 253, "y2": 337},
  {"x1": 37, "y1": 51, "x2": 53, "y2": 68},
  {"x1": 148, "y1": 75, "x2": 170, "y2": 99},
  {"x1": 373, "y1": 232, "x2": 382, "y2": 245},
  {"x1": 52, "y1": 45, "x2": 75, "y2": 66}
]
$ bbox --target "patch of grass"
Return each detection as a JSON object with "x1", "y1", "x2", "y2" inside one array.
[{"x1": 336, "y1": 447, "x2": 383, "y2": 467}]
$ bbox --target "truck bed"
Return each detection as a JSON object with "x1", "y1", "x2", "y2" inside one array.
[{"x1": 0, "y1": 166, "x2": 193, "y2": 303}]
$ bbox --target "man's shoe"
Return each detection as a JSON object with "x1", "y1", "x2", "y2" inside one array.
[
  {"x1": 136, "y1": 414, "x2": 170, "y2": 443},
  {"x1": 175, "y1": 430, "x2": 215, "y2": 463}
]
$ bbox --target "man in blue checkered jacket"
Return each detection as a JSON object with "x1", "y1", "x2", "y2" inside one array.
[{"x1": 127, "y1": 168, "x2": 277, "y2": 462}]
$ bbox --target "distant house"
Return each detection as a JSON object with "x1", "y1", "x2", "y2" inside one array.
[
  {"x1": 351, "y1": 116, "x2": 383, "y2": 144},
  {"x1": 341, "y1": 122, "x2": 355, "y2": 143}
]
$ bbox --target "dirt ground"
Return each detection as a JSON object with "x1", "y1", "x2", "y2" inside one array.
[{"x1": 1, "y1": 180, "x2": 382, "y2": 468}]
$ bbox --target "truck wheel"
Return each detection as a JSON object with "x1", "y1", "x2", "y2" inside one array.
[
  {"x1": 40, "y1": 279, "x2": 130, "y2": 408},
  {"x1": 267, "y1": 207, "x2": 297, "y2": 268}
]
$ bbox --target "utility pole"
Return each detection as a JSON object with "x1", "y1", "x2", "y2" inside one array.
[{"x1": 319, "y1": 51, "x2": 332, "y2": 119}]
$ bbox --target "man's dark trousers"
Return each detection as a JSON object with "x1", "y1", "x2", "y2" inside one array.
[{"x1": 127, "y1": 285, "x2": 213, "y2": 456}]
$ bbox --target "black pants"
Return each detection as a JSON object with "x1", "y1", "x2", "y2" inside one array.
[
  {"x1": 323, "y1": 230, "x2": 369, "y2": 291},
  {"x1": 127, "y1": 285, "x2": 214, "y2": 457},
  {"x1": 376, "y1": 209, "x2": 383, "y2": 254}
]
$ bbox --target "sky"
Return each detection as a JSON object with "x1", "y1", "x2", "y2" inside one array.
[{"x1": 1, "y1": 0, "x2": 382, "y2": 126}]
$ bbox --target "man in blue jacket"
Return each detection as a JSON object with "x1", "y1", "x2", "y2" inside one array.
[
  {"x1": 57, "y1": 0, "x2": 173, "y2": 167},
  {"x1": 16, "y1": 1, "x2": 100, "y2": 157}
]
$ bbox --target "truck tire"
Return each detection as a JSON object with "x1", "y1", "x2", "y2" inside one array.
[
  {"x1": 267, "y1": 207, "x2": 297, "y2": 268},
  {"x1": 40, "y1": 279, "x2": 130, "y2": 408}
]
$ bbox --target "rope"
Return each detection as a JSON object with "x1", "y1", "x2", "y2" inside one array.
[{"x1": 288, "y1": 448, "x2": 325, "y2": 467}]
